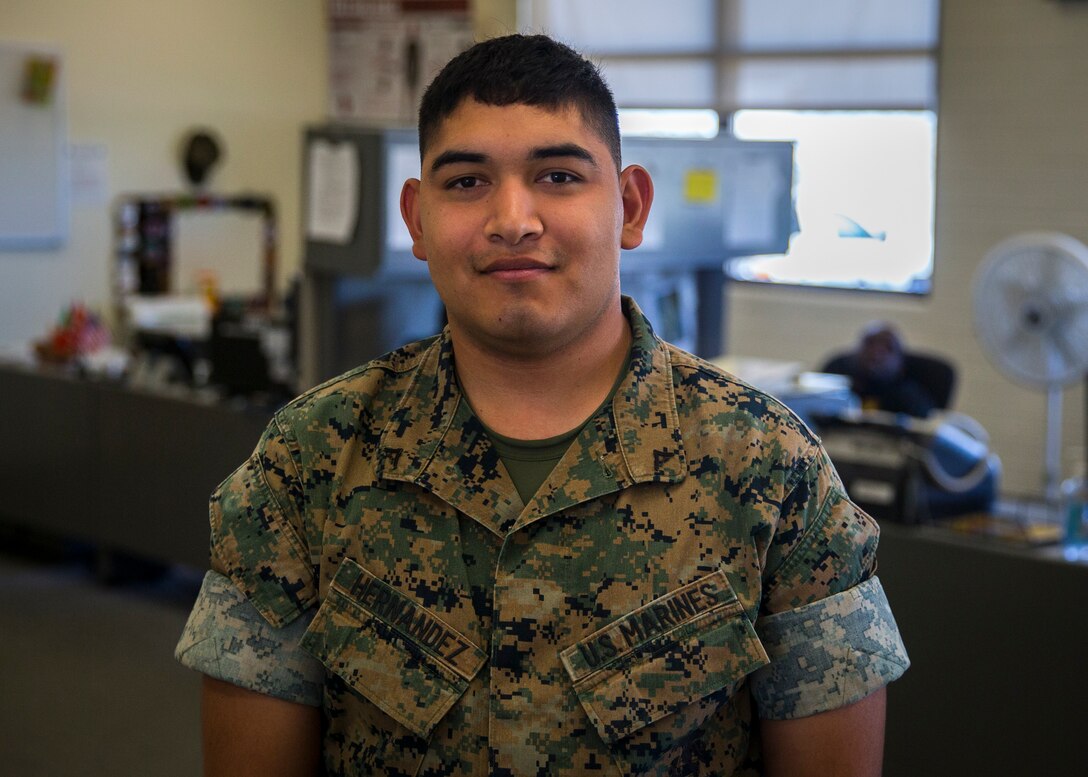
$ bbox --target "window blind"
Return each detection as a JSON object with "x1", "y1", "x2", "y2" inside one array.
[{"x1": 526, "y1": 0, "x2": 940, "y2": 111}]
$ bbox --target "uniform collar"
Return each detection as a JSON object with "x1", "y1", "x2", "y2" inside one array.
[
  {"x1": 609, "y1": 296, "x2": 687, "y2": 484},
  {"x1": 376, "y1": 297, "x2": 687, "y2": 536}
]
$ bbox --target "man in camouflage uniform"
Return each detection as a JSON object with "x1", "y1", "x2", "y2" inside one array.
[{"x1": 177, "y1": 34, "x2": 909, "y2": 776}]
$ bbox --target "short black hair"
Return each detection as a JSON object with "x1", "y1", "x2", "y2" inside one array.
[{"x1": 417, "y1": 34, "x2": 622, "y2": 171}]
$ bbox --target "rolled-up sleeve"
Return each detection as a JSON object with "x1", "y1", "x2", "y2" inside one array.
[
  {"x1": 752, "y1": 446, "x2": 909, "y2": 718},
  {"x1": 750, "y1": 576, "x2": 909, "y2": 719},
  {"x1": 175, "y1": 570, "x2": 323, "y2": 706}
]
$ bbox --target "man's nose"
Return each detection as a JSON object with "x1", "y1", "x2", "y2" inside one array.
[{"x1": 486, "y1": 181, "x2": 543, "y2": 246}]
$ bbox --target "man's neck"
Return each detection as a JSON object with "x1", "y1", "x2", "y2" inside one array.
[{"x1": 450, "y1": 307, "x2": 632, "y2": 441}]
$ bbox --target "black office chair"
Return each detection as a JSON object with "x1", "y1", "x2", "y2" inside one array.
[{"x1": 821, "y1": 351, "x2": 957, "y2": 413}]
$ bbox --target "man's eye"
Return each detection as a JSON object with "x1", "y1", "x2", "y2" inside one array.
[
  {"x1": 542, "y1": 171, "x2": 578, "y2": 184},
  {"x1": 449, "y1": 176, "x2": 480, "y2": 189}
]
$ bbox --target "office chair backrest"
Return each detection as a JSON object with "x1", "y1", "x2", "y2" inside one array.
[
  {"x1": 901, "y1": 352, "x2": 956, "y2": 410},
  {"x1": 820, "y1": 350, "x2": 957, "y2": 410}
]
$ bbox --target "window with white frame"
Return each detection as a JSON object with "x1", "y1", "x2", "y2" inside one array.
[{"x1": 522, "y1": 0, "x2": 941, "y2": 294}]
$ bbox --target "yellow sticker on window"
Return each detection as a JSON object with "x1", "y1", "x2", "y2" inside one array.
[{"x1": 684, "y1": 169, "x2": 718, "y2": 204}]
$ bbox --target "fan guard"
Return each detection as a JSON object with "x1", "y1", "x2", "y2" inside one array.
[{"x1": 972, "y1": 232, "x2": 1088, "y2": 497}]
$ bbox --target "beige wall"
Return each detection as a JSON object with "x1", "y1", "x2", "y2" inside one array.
[
  {"x1": 0, "y1": 0, "x2": 327, "y2": 346},
  {"x1": 727, "y1": 0, "x2": 1088, "y2": 497},
  {"x1": 473, "y1": 0, "x2": 517, "y2": 38}
]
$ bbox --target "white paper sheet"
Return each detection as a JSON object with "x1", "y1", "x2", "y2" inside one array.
[
  {"x1": 69, "y1": 143, "x2": 109, "y2": 206},
  {"x1": 306, "y1": 139, "x2": 359, "y2": 244}
]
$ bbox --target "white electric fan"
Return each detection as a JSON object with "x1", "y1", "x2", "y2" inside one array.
[{"x1": 972, "y1": 232, "x2": 1088, "y2": 500}]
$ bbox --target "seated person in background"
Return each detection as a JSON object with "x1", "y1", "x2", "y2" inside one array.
[{"x1": 828, "y1": 322, "x2": 942, "y2": 418}]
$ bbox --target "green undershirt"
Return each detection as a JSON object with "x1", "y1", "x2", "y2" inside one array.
[
  {"x1": 475, "y1": 355, "x2": 630, "y2": 505},
  {"x1": 485, "y1": 423, "x2": 585, "y2": 505}
]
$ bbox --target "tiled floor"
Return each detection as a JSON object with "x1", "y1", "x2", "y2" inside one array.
[{"x1": 0, "y1": 534, "x2": 203, "y2": 776}]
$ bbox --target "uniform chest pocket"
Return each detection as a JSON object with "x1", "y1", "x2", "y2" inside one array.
[
  {"x1": 560, "y1": 569, "x2": 769, "y2": 765},
  {"x1": 300, "y1": 557, "x2": 486, "y2": 740}
]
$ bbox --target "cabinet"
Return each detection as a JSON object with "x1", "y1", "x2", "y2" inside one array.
[
  {"x1": 878, "y1": 522, "x2": 1086, "y2": 776},
  {"x1": 0, "y1": 365, "x2": 270, "y2": 568}
]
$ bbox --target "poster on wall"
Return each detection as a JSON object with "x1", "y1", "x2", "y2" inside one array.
[
  {"x1": 327, "y1": 0, "x2": 473, "y2": 125},
  {"x1": 0, "y1": 41, "x2": 68, "y2": 249}
]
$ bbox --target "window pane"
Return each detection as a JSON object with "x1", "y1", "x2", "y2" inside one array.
[
  {"x1": 602, "y1": 59, "x2": 717, "y2": 108},
  {"x1": 722, "y1": 0, "x2": 940, "y2": 50},
  {"x1": 730, "y1": 110, "x2": 937, "y2": 294},
  {"x1": 721, "y1": 56, "x2": 936, "y2": 110},
  {"x1": 529, "y1": 0, "x2": 716, "y2": 54},
  {"x1": 619, "y1": 109, "x2": 720, "y2": 139}
]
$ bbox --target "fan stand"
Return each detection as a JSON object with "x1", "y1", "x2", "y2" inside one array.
[
  {"x1": 1048, "y1": 373, "x2": 1088, "y2": 502},
  {"x1": 1045, "y1": 384, "x2": 1063, "y2": 502}
]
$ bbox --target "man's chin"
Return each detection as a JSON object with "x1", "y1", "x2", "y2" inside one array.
[{"x1": 461, "y1": 310, "x2": 566, "y2": 357}]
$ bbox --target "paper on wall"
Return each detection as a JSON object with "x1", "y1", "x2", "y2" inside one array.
[{"x1": 306, "y1": 139, "x2": 359, "y2": 244}]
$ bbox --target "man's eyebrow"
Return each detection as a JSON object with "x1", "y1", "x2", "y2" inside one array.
[
  {"x1": 430, "y1": 149, "x2": 488, "y2": 173},
  {"x1": 530, "y1": 143, "x2": 598, "y2": 168},
  {"x1": 428, "y1": 143, "x2": 599, "y2": 173}
]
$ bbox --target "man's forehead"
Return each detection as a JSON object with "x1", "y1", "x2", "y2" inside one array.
[{"x1": 424, "y1": 99, "x2": 600, "y2": 159}]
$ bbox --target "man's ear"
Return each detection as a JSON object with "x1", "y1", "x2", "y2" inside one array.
[
  {"x1": 400, "y1": 178, "x2": 427, "y2": 261},
  {"x1": 619, "y1": 164, "x2": 654, "y2": 250}
]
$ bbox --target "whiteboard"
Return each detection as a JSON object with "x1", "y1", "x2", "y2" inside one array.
[{"x1": 0, "y1": 41, "x2": 68, "y2": 249}]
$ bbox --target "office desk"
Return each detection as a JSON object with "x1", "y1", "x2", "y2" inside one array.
[
  {"x1": 877, "y1": 521, "x2": 1087, "y2": 776},
  {"x1": 0, "y1": 363, "x2": 271, "y2": 568}
]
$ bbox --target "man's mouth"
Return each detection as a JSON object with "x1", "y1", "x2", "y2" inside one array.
[{"x1": 481, "y1": 257, "x2": 554, "y2": 279}]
